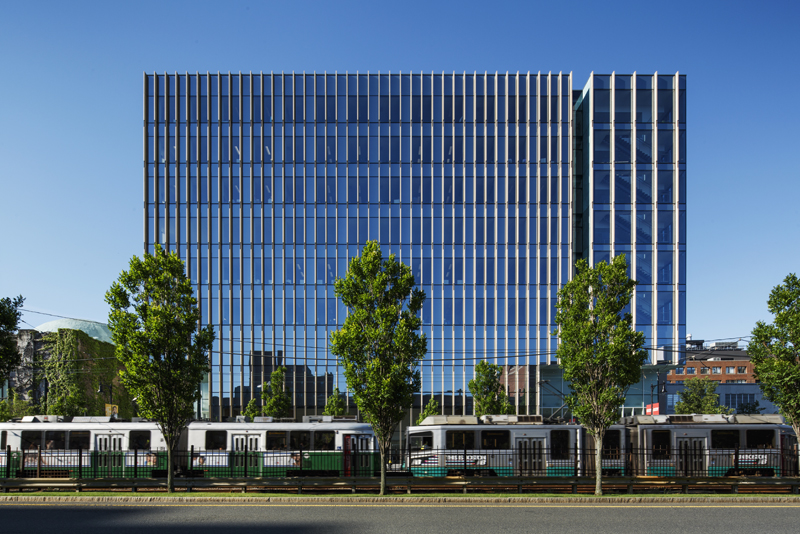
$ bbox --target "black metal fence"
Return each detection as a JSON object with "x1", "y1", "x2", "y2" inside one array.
[{"x1": 1, "y1": 445, "x2": 798, "y2": 479}]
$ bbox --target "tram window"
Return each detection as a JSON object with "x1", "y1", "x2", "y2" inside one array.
[
  {"x1": 21, "y1": 431, "x2": 43, "y2": 450},
  {"x1": 130, "y1": 431, "x2": 151, "y2": 450},
  {"x1": 267, "y1": 431, "x2": 287, "y2": 450},
  {"x1": 445, "y1": 431, "x2": 475, "y2": 450},
  {"x1": 290, "y1": 431, "x2": 311, "y2": 450},
  {"x1": 602, "y1": 430, "x2": 621, "y2": 459},
  {"x1": 651, "y1": 430, "x2": 671, "y2": 459},
  {"x1": 481, "y1": 430, "x2": 510, "y2": 450},
  {"x1": 711, "y1": 430, "x2": 739, "y2": 449},
  {"x1": 313, "y1": 431, "x2": 335, "y2": 451},
  {"x1": 68, "y1": 431, "x2": 90, "y2": 450},
  {"x1": 551, "y1": 430, "x2": 570, "y2": 460},
  {"x1": 44, "y1": 431, "x2": 66, "y2": 450},
  {"x1": 409, "y1": 432, "x2": 433, "y2": 451},
  {"x1": 746, "y1": 429, "x2": 775, "y2": 449},
  {"x1": 205, "y1": 431, "x2": 228, "y2": 450}
]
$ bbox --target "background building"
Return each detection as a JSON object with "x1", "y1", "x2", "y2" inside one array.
[
  {"x1": 661, "y1": 339, "x2": 778, "y2": 414},
  {"x1": 142, "y1": 71, "x2": 686, "y2": 421}
]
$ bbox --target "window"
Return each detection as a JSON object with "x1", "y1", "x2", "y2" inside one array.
[
  {"x1": 446, "y1": 430, "x2": 475, "y2": 450},
  {"x1": 602, "y1": 430, "x2": 621, "y2": 459},
  {"x1": 687, "y1": 367, "x2": 696, "y2": 374},
  {"x1": 481, "y1": 430, "x2": 510, "y2": 450},
  {"x1": 130, "y1": 431, "x2": 151, "y2": 450},
  {"x1": 267, "y1": 431, "x2": 287, "y2": 450},
  {"x1": 313, "y1": 431, "x2": 335, "y2": 451},
  {"x1": 21, "y1": 431, "x2": 42, "y2": 450},
  {"x1": 44, "y1": 431, "x2": 66, "y2": 450},
  {"x1": 738, "y1": 366, "x2": 747, "y2": 374},
  {"x1": 290, "y1": 431, "x2": 310, "y2": 450},
  {"x1": 675, "y1": 368, "x2": 684, "y2": 375},
  {"x1": 712, "y1": 367, "x2": 721, "y2": 374},
  {"x1": 409, "y1": 432, "x2": 433, "y2": 451},
  {"x1": 550, "y1": 430, "x2": 571, "y2": 460},
  {"x1": 700, "y1": 367, "x2": 709, "y2": 375},
  {"x1": 746, "y1": 430, "x2": 775, "y2": 449},
  {"x1": 651, "y1": 430, "x2": 671, "y2": 459},
  {"x1": 726, "y1": 367, "x2": 735, "y2": 374},
  {"x1": 711, "y1": 430, "x2": 739, "y2": 449},
  {"x1": 205, "y1": 431, "x2": 227, "y2": 450},
  {"x1": 69, "y1": 431, "x2": 90, "y2": 450}
]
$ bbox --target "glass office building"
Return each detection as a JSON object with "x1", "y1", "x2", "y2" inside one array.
[{"x1": 143, "y1": 71, "x2": 686, "y2": 421}]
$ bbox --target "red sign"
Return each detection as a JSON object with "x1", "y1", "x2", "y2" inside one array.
[{"x1": 645, "y1": 403, "x2": 660, "y2": 415}]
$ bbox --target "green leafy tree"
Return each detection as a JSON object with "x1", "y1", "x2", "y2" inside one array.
[
  {"x1": 322, "y1": 387, "x2": 347, "y2": 417},
  {"x1": 0, "y1": 389, "x2": 36, "y2": 421},
  {"x1": 468, "y1": 360, "x2": 515, "y2": 416},
  {"x1": 553, "y1": 256, "x2": 647, "y2": 496},
  {"x1": 330, "y1": 240, "x2": 427, "y2": 495},
  {"x1": 243, "y1": 398, "x2": 260, "y2": 421},
  {"x1": 0, "y1": 295, "x2": 24, "y2": 389},
  {"x1": 261, "y1": 366, "x2": 292, "y2": 418},
  {"x1": 749, "y1": 273, "x2": 800, "y2": 442},
  {"x1": 674, "y1": 376, "x2": 732, "y2": 414},
  {"x1": 736, "y1": 400, "x2": 764, "y2": 415},
  {"x1": 105, "y1": 244, "x2": 214, "y2": 492},
  {"x1": 417, "y1": 398, "x2": 440, "y2": 425}
]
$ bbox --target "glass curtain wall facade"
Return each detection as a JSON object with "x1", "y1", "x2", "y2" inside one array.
[
  {"x1": 143, "y1": 71, "x2": 683, "y2": 421},
  {"x1": 573, "y1": 72, "x2": 686, "y2": 361}
]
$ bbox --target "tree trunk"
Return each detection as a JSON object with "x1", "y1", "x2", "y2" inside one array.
[
  {"x1": 379, "y1": 437, "x2": 388, "y2": 496},
  {"x1": 167, "y1": 446, "x2": 174, "y2": 493},
  {"x1": 594, "y1": 431, "x2": 604, "y2": 496}
]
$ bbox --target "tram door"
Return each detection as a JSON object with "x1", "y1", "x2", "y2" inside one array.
[
  {"x1": 96, "y1": 434, "x2": 123, "y2": 476},
  {"x1": 343, "y1": 435, "x2": 371, "y2": 477},
  {"x1": 676, "y1": 436, "x2": 706, "y2": 476},
  {"x1": 232, "y1": 434, "x2": 260, "y2": 469},
  {"x1": 516, "y1": 438, "x2": 545, "y2": 476}
]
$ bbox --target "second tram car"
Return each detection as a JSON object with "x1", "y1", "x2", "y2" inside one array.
[{"x1": 406, "y1": 415, "x2": 583, "y2": 477}]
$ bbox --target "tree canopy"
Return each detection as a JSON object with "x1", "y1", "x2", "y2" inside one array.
[
  {"x1": 553, "y1": 256, "x2": 647, "y2": 495},
  {"x1": 0, "y1": 295, "x2": 24, "y2": 388},
  {"x1": 749, "y1": 273, "x2": 800, "y2": 439},
  {"x1": 261, "y1": 366, "x2": 292, "y2": 418},
  {"x1": 674, "y1": 376, "x2": 732, "y2": 414},
  {"x1": 322, "y1": 387, "x2": 347, "y2": 417},
  {"x1": 330, "y1": 240, "x2": 427, "y2": 495},
  {"x1": 468, "y1": 360, "x2": 515, "y2": 417},
  {"x1": 417, "y1": 398, "x2": 440, "y2": 425},
  {"x1": 105, "y1": 245, "x2": 214, "y2": 492}
]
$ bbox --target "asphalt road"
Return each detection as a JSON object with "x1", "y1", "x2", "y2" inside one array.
[{"x1": 2, "y1": 502, "x2": 798, "y2": 534}]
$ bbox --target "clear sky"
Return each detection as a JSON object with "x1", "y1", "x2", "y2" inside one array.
[{"x1": 1, "y1": 0, "x2": 798, "y2": 347}]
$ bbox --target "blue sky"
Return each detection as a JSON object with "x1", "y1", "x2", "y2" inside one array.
[{"x1": 1, "y1": 0, "x2": 798, "y2": 346}]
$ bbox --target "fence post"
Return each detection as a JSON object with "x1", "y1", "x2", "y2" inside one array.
[
  {"x1": 463, "y1": 447, "x2": 467, "y2": 476},
  {"x1": 244, "y1": 444, "x2": 248, "y2": 478},
  {"x1": 37, "y1": 445, "x2": 41, "y2": 479},
  {"x1": 134, "y1": 448, "x2": 138, "y2": 479},
  {"x1": 574, "y1": 445, "x2": 579, "y2": 477},
  {"x1": 734, "y1": 446, "x2": 739, "y2": 475},
  {"x1": 78, "y1": 448, "x2": 82, "y2": 480},
  {"x1": 299, "y1": 448, "x2": 303, "y2": 475},
  {"x1": 5, "y1": 446, "x2": 10, "y2": 485}
]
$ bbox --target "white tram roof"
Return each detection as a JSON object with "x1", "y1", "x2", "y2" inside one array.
[
  {"x1": 624, "y1": 414, "x2": 785, "y2": 425},
  {"x1": 185, "y1": 421, "x2": 374, "y2": 433}
]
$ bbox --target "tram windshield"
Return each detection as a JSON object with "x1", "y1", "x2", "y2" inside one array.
[
  {"x1": 551, "y1": 430, "x2": 570, "y2": 460},
  {"x1": 267, "y1": 431, "x2": 287, "y2": 450},
  {"x1": 409, "y1": 432, "x2": 433, "y2": 451}
]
